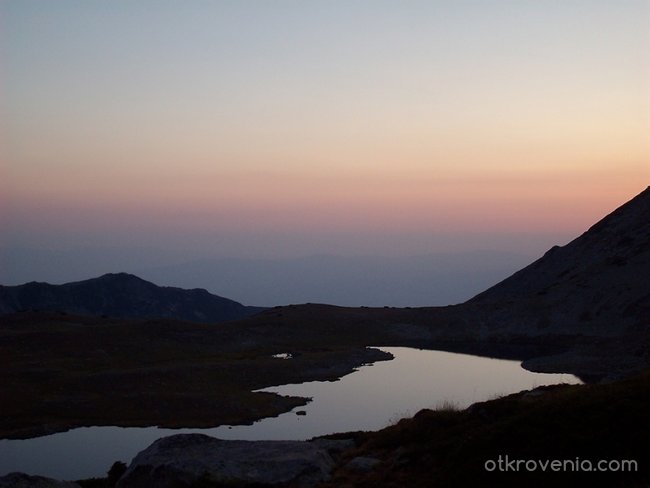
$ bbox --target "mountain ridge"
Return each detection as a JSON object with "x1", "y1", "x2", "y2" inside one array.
[
  {"x1": 0, "y1": 272, "x2": 264, "y2": 323},
  {"x1": 466, "y1": 186, "x2": 650, "y2": 338}
]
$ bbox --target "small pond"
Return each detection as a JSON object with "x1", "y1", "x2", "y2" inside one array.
[{"x1": 0, "y1": 347, "x2": 581, "y2": 480}]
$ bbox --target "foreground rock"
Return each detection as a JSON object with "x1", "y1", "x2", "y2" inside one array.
[
  {"x1": 117, "y1": 434, "x2": 350, "y2": 487},
  {"x1": 0, "y1": 473, "x2": 79, "y2": 488}
]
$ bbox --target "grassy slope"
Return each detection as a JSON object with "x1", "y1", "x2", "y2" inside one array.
[
  {"x1": 0, "y1": 309, "x2": 393, "y2": 438},
  {"x1": 323, "y1": 373, "x2": 650, "y2": 488}
]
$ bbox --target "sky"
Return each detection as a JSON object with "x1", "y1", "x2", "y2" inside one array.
[{"x1": 2, "y1": 0, "x2": 649, "y2": 269}]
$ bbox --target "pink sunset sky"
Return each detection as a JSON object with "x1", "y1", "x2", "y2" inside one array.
[{"x1": 2, "y1": 1, "x2": 649, "y2": 263}]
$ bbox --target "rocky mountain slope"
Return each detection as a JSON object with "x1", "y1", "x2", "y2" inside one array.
[
  {"x1": 0, "y1": 273, "x2": 264, "y2": 323},
  {"x1": 466, "y1": 186, "x2": 650, "y2": 339}
]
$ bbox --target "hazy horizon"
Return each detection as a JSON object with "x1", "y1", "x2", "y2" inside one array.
[
  {"x1": 0, "y1": 246, "x2": 541, "y2": 307},
  {"x1": 2, "y1": 1, "x2": 648, "y2": 301}
]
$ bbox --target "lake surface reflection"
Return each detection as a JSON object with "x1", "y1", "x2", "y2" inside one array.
[{"x1": 0, "y1": 347, "x2": 581, "y2": 480}]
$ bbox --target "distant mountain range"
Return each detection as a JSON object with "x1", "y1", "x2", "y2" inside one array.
[
  {"x1": 0, "y1": 273, "x2": 264, "y2": 323},
  {"x1": 135, "y1": 251, "x2": 535, "y2": 307},
  {"x1": 0, "y1": 248, "x2": 536, "y2": 308}
]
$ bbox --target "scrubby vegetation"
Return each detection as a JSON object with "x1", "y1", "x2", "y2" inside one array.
[
  {"x1": 77, "y1": 461, "x2": 127, "y2": 487},
  {"x1": 323, "y1": 372, "x2": 650, "y2": 487}
]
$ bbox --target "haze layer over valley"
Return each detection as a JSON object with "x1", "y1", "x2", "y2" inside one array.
[{"x1": 0, "y1": 249, "x2": 535, "y2": 307}]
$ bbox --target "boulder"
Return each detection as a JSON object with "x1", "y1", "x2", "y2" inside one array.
[
  {"x1": 116, "y1": 434, "x2": 339, "y2": 487},
  {"x1": 310, "y1": 438, "x2": 355, "y2": 456},
  {"x1": 346, "y1": 456, "x2": 381, "y2": 473}
]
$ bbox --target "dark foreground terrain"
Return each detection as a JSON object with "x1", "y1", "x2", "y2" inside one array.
[
  {"x1": 63, "y1": 372, "x2": 649, "y2": 488},
  {"x1": 322, "y1": 372, "x2": 650, "y2": 488},
  {"x1": 0, "y1": 301, "x2": 581, "y2": 440},
  {"x1": 0, "y1": 308, "x2": 397, "y2": 439}
]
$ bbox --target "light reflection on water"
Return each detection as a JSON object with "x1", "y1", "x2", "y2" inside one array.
[{"x1": 0, "y1": 347, "x2": 581, "y2": 481}]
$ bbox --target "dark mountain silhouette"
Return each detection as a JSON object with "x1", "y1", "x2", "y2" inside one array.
[
  {"x1": 466, "y1": 186, "x2": 650, "y2": 338},
  {"x1": 0, "y1": 272, "x2": 264, "y2": 323}
]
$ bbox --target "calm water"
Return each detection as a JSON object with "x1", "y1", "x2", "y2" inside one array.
[{"x1": 0, "y1": 347, "x2": 580, "y2": 480}]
